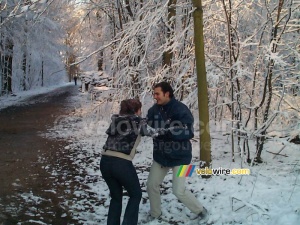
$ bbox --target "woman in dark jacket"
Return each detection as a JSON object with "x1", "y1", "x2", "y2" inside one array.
[{"x1": 100, "y1": 99, "x2": 143, "y2": 225}]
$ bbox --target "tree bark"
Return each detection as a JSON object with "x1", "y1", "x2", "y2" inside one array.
[
  {"x1": 255, "y1": 0, "x2": 286, "y2": 162},
  {"x1": 192, "y1": 0, "x2": 211, "y2": 168},
  {"x1": 162, "y1": 0, "x2": 177, "y2": 68},
  {"x1": 2, "y1": 41, "x2": 13, "y2": 94}
]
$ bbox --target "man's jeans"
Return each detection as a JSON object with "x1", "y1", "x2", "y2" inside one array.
[{"x1": 100, "y1": 155, "x2": 142, "y2": 225}]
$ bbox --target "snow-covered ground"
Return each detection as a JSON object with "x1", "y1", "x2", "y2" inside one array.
[
  {"x1": 44, "y1": 89, "x2": 300, "y2": 225},
  {"x1": 2, "y1": 86, "x2": 299, "y2": 225}
]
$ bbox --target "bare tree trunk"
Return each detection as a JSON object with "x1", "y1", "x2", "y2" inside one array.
[
  {"x1": 179, "y1": 3, "x2": 193, "y2": 101},
  {"x1": 116, "y1": 0, "x2": 123, "y2": 30},
  {"x1": 162, "y1": 0, "x2": 176, "y2": 69},
  {"x1": 214, "y1": 89, "x2": 219, "y2": 123},
  {"x1": 98, "y1": 51, "x2": 103, "y2": 71},
  {"x1": 221, "y1": 0, "x2": 236, "y2": 162},
  {"x1": 67, "y1": 53, "x2": 77, "y2": 82},
  {"x1": 0, "y1": 13, "x2": 2, "y2": 96},
  {"x1": 2, "y1": 41, "x2": 13, "y2": 94},
  {"x1": 255, "y1": 0, "x2": 287, "y2": 162},
  {"x1": 41, "y1": 60, "x2": 44, "y2": 87},
  {"x1": 22, "y1": 50, "x2": 27, "y2": 91},
  {"x1": 192, "y1": 0, "x2": 211, "y2": 169},
  {"x1": 0, "y1": 55, "x2": 2, "y2": 96},
  {"x1": 124, "y1": 0, "x2": 134, "y2": 19}
]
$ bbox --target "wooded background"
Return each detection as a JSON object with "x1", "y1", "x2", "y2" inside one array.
[{"x1": 1, "y1": 0, "x2": 299, "y2": 162}]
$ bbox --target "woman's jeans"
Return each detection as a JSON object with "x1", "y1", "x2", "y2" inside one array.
[{"x1": 100, "y1": 155, "x2": 142, "y2": 225}]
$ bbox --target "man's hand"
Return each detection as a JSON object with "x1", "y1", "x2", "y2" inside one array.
[
  {"x1": 152, "y1": 128, "x2": 167, "y2": 137},
  {"x1": 145, "y1": 125, "x2": 189, "y2": 138},
  {"x1": 145, "y1": 125, "x2": 167, "y2": 138}
]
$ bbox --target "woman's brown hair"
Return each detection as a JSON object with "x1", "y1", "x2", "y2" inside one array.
[{"x1": 119, "y1": 99, "x2": 142, "y2": 115}]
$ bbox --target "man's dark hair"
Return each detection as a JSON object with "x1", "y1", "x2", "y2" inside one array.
[
  {"x1": 154, "y1": 81, "x2": 174, "y2": 98},
  {"x1": 119, "y1": 99, "x2": 142, "y2": 115}
]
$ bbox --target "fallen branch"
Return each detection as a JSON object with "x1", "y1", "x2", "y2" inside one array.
[
  {"x1": 266, "y1": 149, "x2": 288, "y2": 158},
  {"x1": 271, "y1": 145, "x2": 286, "y2": 159},
  {"x1": 231, "y1": 197, "x2": 269, "y2": 219}
]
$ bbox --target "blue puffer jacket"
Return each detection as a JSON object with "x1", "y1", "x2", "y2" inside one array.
[{"x1": 147, "y1": 98, "x2": 194, "y2": 167}]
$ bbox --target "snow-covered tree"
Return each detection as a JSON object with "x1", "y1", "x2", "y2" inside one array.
[
  {"x1": 0, "y1": 0, "x2": 71, "y2": 95},
  {"x1": 74, "y1": 0, "x2": 299, "y2": 162}
]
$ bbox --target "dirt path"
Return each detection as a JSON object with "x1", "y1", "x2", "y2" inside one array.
[{"x1": 0, "y1": 85, "x2": 80, "y2": 224}]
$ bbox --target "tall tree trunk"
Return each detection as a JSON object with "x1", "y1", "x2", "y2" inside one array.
[
  {"x1": 67, "y1": 53, "x2": 76, "y2": 82},
  {"x1": 255, "y1": 0, "x2": 286, "y2": 162},
  {"x1": 0, "y1": 54, "x2": 2, "y2": 96},
  {"x1": 116, "y1": 0, "x2": 123, "y2": 30},
  {"x1": 179, "y1": 4, "x2": 193, "y2": 101},
  {"x1": 98, "y1": 51, "x2": 103, "y2": 71},
  {"x1": 0, "y1": 55, "x2": 3, "y2": 96},
  {"x1": 0, "y1": 13, "x2": 2, "y2": 96},
  {"x1": 162, "y1": 0, "x2": 176, "y2": 69},
  {"x1": 3, "y1": 41, "x2": 13, "y2": 94},
  {"x1": 221, "y1": 0, "x2": 237, "y2": 162},
  {"x1": 22, "y1": 52, "x2": 27, "y2": 91},
  {"x1": 192, "y1": 0, "x2": 211, "y2": 168},
  {"x1": 124, "y1": 0, "x2": 134, "y2": 19},
  {"x1": 41, "y1": 60, "x2": 44, "y2": 87}
]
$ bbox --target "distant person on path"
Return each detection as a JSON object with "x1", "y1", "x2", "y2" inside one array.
[
  {"x1": 146, "y1": 81, "x2": 208, "y2": 222},
  {"x1": 74, "y1": 75, "x2": 78, "y2": 85},
  {"x1": 100, "y1": 99, "x2": 144, "y2": 225}
]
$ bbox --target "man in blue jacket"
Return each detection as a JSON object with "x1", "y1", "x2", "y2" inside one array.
[{"x1": 146, "y1": 81, "x2": 207, "y2": 222}]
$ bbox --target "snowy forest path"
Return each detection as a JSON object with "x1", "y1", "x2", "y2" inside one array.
[{"x1": 0, "y1": 84, "x2": 80, "y2": 224}]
